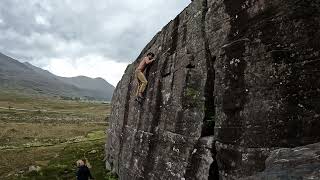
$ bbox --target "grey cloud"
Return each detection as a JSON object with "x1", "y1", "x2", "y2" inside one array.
[{"x1": 0, "y1": 0, "x2": 190, "y2": 63}]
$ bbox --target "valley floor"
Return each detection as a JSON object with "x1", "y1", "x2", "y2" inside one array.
[{"x1": 0, "y1": 91, "x2": 117, "y2": 180}]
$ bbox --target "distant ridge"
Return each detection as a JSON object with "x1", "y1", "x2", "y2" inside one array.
[{"x1": 0, "y1": 52, "x2": 114, "y2": 101}]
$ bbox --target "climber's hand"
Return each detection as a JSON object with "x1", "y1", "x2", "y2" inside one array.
[{"x1": 153, "y1": 57, "x2": 157, "y2": 62}]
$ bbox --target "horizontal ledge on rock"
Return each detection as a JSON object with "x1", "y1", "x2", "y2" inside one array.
[
  {"x1": 222, "y1": 38, "x2": 251, "y2": 49},
  {"x1": 123, "y1": 125, "x2": 199, "y2": 141},
  {"x1": 215, "y1": 141, "x2": 275, "y2": 153},
  {"x1": 124, "y1": 125, "x2": 154, "y2": 135},
  {"x1": 294, "y1": 58, "x2": 320, "y2": 65}
]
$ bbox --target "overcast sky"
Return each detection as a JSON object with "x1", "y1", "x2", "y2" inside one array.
[{"x1": 0, "y1": 0, "x2": 190, "y2": 86}]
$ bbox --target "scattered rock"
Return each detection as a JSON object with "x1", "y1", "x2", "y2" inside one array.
[
  {"x1": 89, "y1": 150, "x2": 97, "y2": 154},
  {"x1": 28, "y1": 165, "x2": 41, "y2": 172}
]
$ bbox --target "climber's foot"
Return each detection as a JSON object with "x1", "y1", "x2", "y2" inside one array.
[{"x1": 135, "y1": 96, "x2": 143, "y2": 103}]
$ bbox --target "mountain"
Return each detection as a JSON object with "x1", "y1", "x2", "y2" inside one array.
[
  {"x1": 0, "y1": 53, "x2": 114, "y2": 101},
  {"x1": 58, "y1": 76, "x2": 114, "y2": 98}
]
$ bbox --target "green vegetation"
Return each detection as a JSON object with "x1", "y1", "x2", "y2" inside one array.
[
  {"x1": 185, "y1": 87, "x2": 200, "y2": 99},
  {"x1": 0, "y1": 90, "x2": 111, "y2": 117},
  {"x1": 17, "y1": 138, "x2": 117, "y2": 180},
  {"x1": 0, "y1": 91, "x2": 117, "y2": 180},
  {"x1": 184, "y1": 87, "x2": 201, "y2": 107},
  {"x1": 0, "y1": 90, "x2": 110, "y2": 124}
]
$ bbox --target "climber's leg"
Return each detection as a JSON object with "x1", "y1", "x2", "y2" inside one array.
[
  {"x1": 135, "y1": 72, "x2": 141, "y2": 97},
  {"x1": 135, "y1": 82, "x2": 141, "y2": 97},
  {"x1": 136, "y1": 70, "x2": 148, "y2": 97}
]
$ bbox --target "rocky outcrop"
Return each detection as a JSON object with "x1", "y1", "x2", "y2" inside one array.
[
  {"x1": 105, "y1": 0, "x2": 320, "y2": 179},
  {"x1": 241, "y1": 142, "x2": 320, "y2": 180}
]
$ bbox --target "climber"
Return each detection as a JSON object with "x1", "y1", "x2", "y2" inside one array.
[{"x1": 135, "y1": 52, "x2": 156, "y2": 103}]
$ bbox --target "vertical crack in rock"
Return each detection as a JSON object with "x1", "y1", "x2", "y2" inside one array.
[
  {"x1": 201, "y1": 0, "x2": 219, "y2": 179},
  {"x1": 185, "y1": 0, "x2": 219, "y2": 179},
  {"x1": 201, "y1": 1, "x2": 216, "y2": 138}
]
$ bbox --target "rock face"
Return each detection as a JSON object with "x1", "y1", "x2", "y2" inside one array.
[
  {"x1": 105, "y1": 0, "x2": 320, "y2": 179},
  {"x1": 241, "y1": 143, "x2": 320, "y2": 180}
]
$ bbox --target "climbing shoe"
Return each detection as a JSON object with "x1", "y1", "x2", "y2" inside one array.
[{"x1": 135, "y1": 96, "x2": 143, "y2": 103}]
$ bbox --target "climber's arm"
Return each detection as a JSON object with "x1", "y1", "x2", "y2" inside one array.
[{"x1": 145, "y1": 57, "x2": 155, "y2": 64}]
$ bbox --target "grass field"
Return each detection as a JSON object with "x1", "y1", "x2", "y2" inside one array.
[
  {"x1": 0, "y1": 91, "x2": 117, "y2": 180},
  {"x1": 0, "y1": 91, "x2": 111, "y2": 123}
]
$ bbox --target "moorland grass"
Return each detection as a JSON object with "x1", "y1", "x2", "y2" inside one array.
[{"x1": 0, "y1": 91, "x2": 116, "y2": 180}]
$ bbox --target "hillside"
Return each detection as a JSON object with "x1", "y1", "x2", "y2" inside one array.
[
  {"x1": 0, "y1": 53, "x2": 114, "y2": 101},
  {"x1": 58, "y1": 76, "x2": 114, "y2": 99}
]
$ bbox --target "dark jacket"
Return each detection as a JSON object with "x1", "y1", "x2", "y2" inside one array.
[{"x1": 76, "y1": 165, "x2": 93, "y2": 180}]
